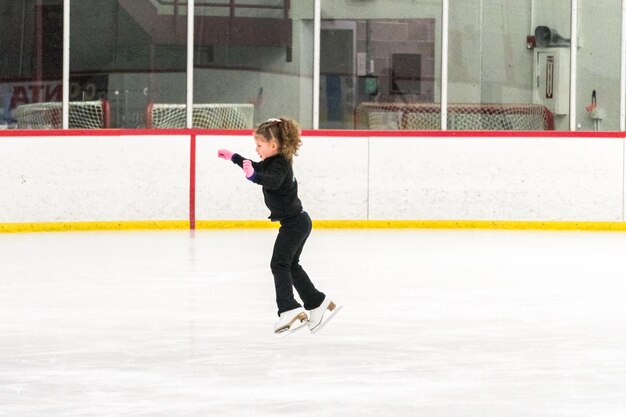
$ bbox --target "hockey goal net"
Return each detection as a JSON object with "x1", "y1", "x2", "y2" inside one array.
[
  {"x1": 13, "y1": 100, "x2": 110, "y2": 129},
  {"x1": 355, "y1": 102, "x2": 554, "y2": 130},
  {"x1": 146, "y1": 103, "x2": 254, "y2": 129}
]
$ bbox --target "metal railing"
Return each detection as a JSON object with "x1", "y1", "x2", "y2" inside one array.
[{"x1": 154, "y1": 0, "x2": 289, "y2": 18}]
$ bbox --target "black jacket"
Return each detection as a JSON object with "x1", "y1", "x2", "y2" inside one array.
[{"x1": 232, "y1": 153, "x2": 303, "y2": 221}]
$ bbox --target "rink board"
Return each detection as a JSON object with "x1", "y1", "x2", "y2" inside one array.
[
  {"x1": 368, "y1": 136, "x2": 624, "y2": 221},
  {"x1": 196, "y1": 134, "x2": 369, "y2": 221},
  {"x1": 0, "y1": 134, "x2": 190, "y2": 224},
  {"x1": 0, "y1": 130, "x2": 625, "y2": 231}
]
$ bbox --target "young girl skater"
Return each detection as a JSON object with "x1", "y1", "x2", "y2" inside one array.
[{"x1": 217, "y1": 117, "x2": 340, "y2": 336}]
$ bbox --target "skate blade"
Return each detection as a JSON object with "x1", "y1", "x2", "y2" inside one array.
[
  {"x1": 274, "y1": 313, "x2": 309, "y2": 338},
  {"x1": 310, "y1": 305, "x2": 343, "y2": 334},
  {"x1": 274, "y1": 321, "x2": 308, "y2": 338}
]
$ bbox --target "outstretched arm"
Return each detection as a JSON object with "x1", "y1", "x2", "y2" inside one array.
[
  {"x1": 230, "y1": 153, "x2": 261, "y2": 170},
  {"x1": 218, "y1": 150, "x2": 261, "y2": 169},
  {"x1": 218, "y1": 150, "x2": 262, "y2": 181}
]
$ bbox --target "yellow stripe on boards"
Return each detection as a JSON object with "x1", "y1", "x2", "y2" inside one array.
[
  {"x1": 195, "y1": 220, "x2": 279, "y2": 229},
  {"x1": 2, "y1": 219, "x2": 626, "y2": 233},
  {"x1": 0, "y1": 221, "x2": 190, "y2": 233},
  {"x1": 311, "y1": 220, "x2": 626, "y2": 231}
]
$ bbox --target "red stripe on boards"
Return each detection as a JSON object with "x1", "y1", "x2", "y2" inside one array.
[{"x1": 2, "y1": 128, "x2": 626, "y2": 139}]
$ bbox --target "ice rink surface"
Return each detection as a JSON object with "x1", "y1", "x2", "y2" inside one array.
[{"x1": 1, "y1": 228, "x2": 626, "y2": 417}]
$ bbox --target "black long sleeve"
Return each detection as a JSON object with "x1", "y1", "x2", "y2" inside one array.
[{"x1": 231, "y1": 153, "x2": 303, "y2": 221}]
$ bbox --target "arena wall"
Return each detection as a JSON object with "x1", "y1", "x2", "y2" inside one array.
[{"x1": 1, "y1": 130, "x2": 625, "y2": 231}]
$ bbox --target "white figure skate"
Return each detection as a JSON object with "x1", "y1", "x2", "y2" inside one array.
[
  {"x1": 274, "y1": 307, "x2": 309, "y2": 337},
  {"x1": 308, "y1": 297, "x2": 342, "y2": 334}
]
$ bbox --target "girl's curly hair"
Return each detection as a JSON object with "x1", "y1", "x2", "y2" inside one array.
[{"x1": 254, "y1": 117, "x2": 301, "y2": 162}]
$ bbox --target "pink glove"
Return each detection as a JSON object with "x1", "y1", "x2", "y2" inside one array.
[
  {"x1": 217, "y1": 149, "x2": 234, "y2": 161},
  {"x1": 243, "y1": 160, "x2": 255, "y2": 179}
]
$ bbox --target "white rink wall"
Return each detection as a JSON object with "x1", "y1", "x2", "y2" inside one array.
[
  {"x1": 197, "y1": 134, "x2": 370, "y2": 220},
  {"x1": 0, "y1": 135, "x2": 190, "y2": 223},
  {"x1": 1, "y1": 132, "x2": 625, "y2": 225},
  {"x1": 367, "y1": 136, "x2": 625, "y2": 221}
]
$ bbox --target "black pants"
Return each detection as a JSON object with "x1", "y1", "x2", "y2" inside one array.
[{"x1": 271, "y1": 211, "x2": 325, "y2": 315}]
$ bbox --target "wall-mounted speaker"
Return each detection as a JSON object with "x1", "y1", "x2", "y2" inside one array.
[{"x1": 535, "y1": 26, "x2": 570, "y2": 47}]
